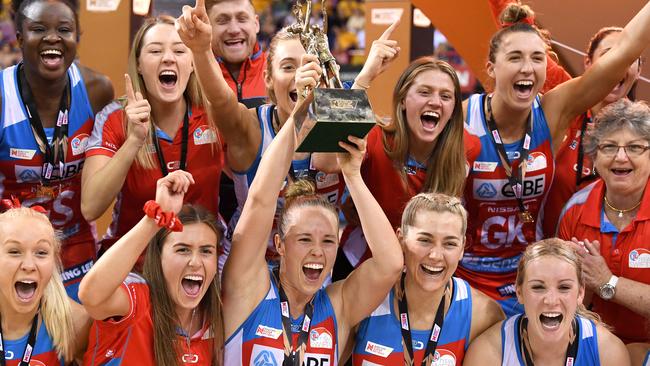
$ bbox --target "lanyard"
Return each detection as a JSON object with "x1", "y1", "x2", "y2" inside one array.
[
  {"x1": 520, "y1": 316, "x2": 579, "y2": 366},
  {"x1": 397, "y1": 273, "x2": 448, "y2": 366},
  {"x1": 17, "y1": 64, "x2": 70, "y2": 182},
  {"x1": 272, "y1": 269, "x2": 314, "y2": 366},
  {"x1": 485, "y1": 95, "x2": 534, "y2": 223},
  {"x1": 0, "y1": 312, "x2": 39, "y2": 366},
  {"x1": 152, "y1": 104, "x2": 190, "y2": 177},
  {"x1": 575, "y1": 112, "x2": 598, "y2": 187}
]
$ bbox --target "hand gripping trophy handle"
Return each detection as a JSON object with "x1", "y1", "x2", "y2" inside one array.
[{"x1": 289, "y1": 0, "x2": 343, "y2": 98}]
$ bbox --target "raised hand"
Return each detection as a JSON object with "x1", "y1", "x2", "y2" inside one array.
[
  {"x1": 295, "y1": 54, "x2": 323, "y2": 102},
  {"x1": 155, "y1": 170, "x2": 195, "y2": 214},
  {"x1": 124, "y1": 73, "x2": 151, "y2": 145},
  {"x1": 337, "y1": 135, "x2": 367, "y2": 179},
  {"x1": 176, "y1": 0, "x2": 212, "y2": 53},
  {"x1": 355, "y1": 18, "x2": 401, "y2": 88}
]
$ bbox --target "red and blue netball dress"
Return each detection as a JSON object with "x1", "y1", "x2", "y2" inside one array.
[
  {"x1": 1, "y1": 318, "x2": 62, "y2": 366},
  {"x1": 501, "y1": 314, "x2": 600, "y2": 366},
  {"x1": 352, "y1": 277, "x2": 472, "y2": 366},
  {"x1": 0, "y1": 63, "x2": 97, "y2": 301},
  {"x1": 224, "y1": 104, "x2": 343, "y2": 264},
  {"x1": 558, "y1": 179, "x2": 650, "y2": 343},
  {"x1": 460, "y1": 93, "x2": 554, "y2": 315},
  {"x1": 644, "y1": 350, "x2": 650, "y2": 366},
  {"x1": 83, "y1": 273, "x2": 215, "y2": 366},
  {"x1": 86, "y1": 101, "x2": 223, "y2": 258},
  {"x1": 224, "y1": 270, "x2": 339, "y2": 366}
]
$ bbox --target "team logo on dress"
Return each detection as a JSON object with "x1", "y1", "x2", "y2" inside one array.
[
  {"x1": 314, "y1": 171, "x2": 339, "y2": 188},
  {"x1": 476, "y1": 182, "x2": 498, "y2": 198},
  {"x1": 253, "y1": 350, "x2": 278, "y2": 366},
  {"x1": 309, "y1": 327, "x2": 333, "y2": 349},
  {"x1": 364, "y1": 341, "x2": 393, "y2": 358},
  {"x1": 431, "y1": 349, "x2": 457, "y2": 366},
  {"x1": 9, "y1": 148, "x2": 36, "y2": 160},
  {"x1": 71, "y1": 133, "x2": 89, "y2": 156},
  {"x1": 473, "y1": 161, "x2": 497, "y2": 172},
  {"x1": 569, "y1": 140, "x2": 578, "y2": 150},
  {"x1": 193, "y1": 125, "x2": 217, "y2": 145},
  {"x1": 255, "y1": 325, "x2": 283, "y2": 339},
  {"x1": 526, "y1": 152, "x2": 547, "y2": 172},
  {"x1": 629, "y1": 249, "x2": 650, "y2": 268}
]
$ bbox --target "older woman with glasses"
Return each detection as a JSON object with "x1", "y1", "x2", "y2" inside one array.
[{"x1": 558, "y1": 99, "x2": 650, "y2": 344}]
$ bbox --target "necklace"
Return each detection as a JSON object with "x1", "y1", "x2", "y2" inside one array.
[
  {"x1": 604, "y1": 195, "x2": 641, "y2": 218},
  {"x1": 180, "y1": 308, "x2": 198, "y2": 364}
]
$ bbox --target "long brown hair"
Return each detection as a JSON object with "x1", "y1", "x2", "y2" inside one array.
[
  {"x1": 382, "y1": 57, "x2": 466, "y2": 197},
  {"x1": 126, "y1": 15, "x2": 206, "y2": 169},
  {"x1": 142, "y1": 205, "x2": 224, "y2": 366}
]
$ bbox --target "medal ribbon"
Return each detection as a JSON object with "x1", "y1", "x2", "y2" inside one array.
[
  {"x1": 272, "y1": 269, "x2": 314, "y2": 366},
  {"x1": 397, "y1": 273, "x2": 449, "y2": 366},
  {"x1": 485, "y1": 95, "x2": 534, "y2": 222},
  {"x1": 152, "y1": 102, "x2": 190, "y2": 177},
  {"x1": 17, "y1": 64, "x2": 70, "y2": 183},
  {"x1": 0, "y1": 312, "x2": 39, "y2": 366},
  {"x1": 575, "y1": 111, "x2": 598, "y2": 187}
]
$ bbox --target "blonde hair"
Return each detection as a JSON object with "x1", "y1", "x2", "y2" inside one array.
[
  {"x1": 516, "y1": 238, "x2": 601, "y2": 324},
  {"x1": 277, "y1": 179, "x2": 338, "y2": 240},
  {"x1": 126, "y1": 15, "x2": 206, "y2": 169},
  {"x1": 0, "y1": 208, "x2": 75, "y2": 362},
  {"x1": 382, "y1": 57, "x2": 466, "y2": 197},
  {"x1": 400, "y1": 192, "x2": 468, "y2": 237}
]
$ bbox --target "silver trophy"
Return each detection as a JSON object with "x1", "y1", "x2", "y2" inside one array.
[{"x1": 288, "y1": 0, "x2": 375, "y2": 152}]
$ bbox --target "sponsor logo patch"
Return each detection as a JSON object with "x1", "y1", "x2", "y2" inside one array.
[
  {"x1": 193, "y1": 125, "x2": 217, "y2": 145},
  {"x1": 629, "y1": 248, "x2": 650, "y2": 268},
  {"x1": 315, "y1": 171, "x2": 339, "y2": 188},
  {"x1": 9, "y1": 148, "x2": 36, "y2": 160},
  {"x1": 473, "y1": 161, "x2": 498, "y2": 172},
  {"x1": 365, "y1": 341, "x2": 393, "y2": 358},
  {"x1": 71, "y1": 133, "x2": 89, "y2": 156},
  {"x1": 526, "y1": 152, "x2": 547, "y2": 172},
  {"x1": 251, "y1": 345, "x2": 282, "y2": 366},
  {"x1": 473, "y1": 175, "x2": 546, "y2": 201},
  {"x1": 255, "y1": 325, "x2": 282, "y2": 339},
  {"x1": 309, "y1": 327, "x2": 333, "y2": 349}
]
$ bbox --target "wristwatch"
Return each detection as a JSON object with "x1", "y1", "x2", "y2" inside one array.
[{"x1": 599, "y1": 275, "x2": 619, "y2": 300}]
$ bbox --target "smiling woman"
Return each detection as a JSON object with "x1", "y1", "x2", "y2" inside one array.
[
  {"x1": 0, "y1": 0, "x2": 114, "y2": 301},
  {"x1": 79, "y1": 170, "x2": 224, "y2": 366},
  {"x1": 81, "y1": 15, "x2": 224, "y2": 267}
]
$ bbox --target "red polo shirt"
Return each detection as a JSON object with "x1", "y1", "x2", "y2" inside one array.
[{"x1": 558, "y1": 178, "x2": 650, "y2": 343}]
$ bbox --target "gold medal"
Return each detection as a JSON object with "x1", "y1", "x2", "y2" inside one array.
[
  {"x1": 35, "y1": 184, "x2": 57, "y2": 200},
  {"x1": 519, "y1": 210, "x2": 534, "y2": 223}
]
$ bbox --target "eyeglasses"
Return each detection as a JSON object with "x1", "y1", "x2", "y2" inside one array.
[{"x1": 597, "y1": 144, "x2": 650, "y2": 157}]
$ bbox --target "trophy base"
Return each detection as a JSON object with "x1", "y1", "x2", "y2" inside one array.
[{"x1": 296, "y1": 88, "x2": 375, "y2": 152}]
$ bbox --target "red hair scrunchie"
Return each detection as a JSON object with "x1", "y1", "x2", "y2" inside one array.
[
  {"x1": 0, "y1": 195, "x2": 47, "y2": 214},
  {"x1": 143, "y1": 200, "x2": 184, "y2": 232}
]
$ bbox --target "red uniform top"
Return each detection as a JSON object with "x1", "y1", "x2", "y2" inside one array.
[
  {"x1": 218, "y1": 42, "x2": 267, "y2": 107},
  {"x1": 558, "y1": 179, "x2": 650, "y2": 343},
  {"x1": 340, "y1": 125, "x2": 480, "y2": 267},
  {"x1": 86, "y1": 102, "x2": 223, "y2": 252},
  {"x1": 84, "y1": 273, "x2": 215, "y2": 365}
]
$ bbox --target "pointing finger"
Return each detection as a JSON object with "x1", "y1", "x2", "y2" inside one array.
[
  {"x1": 124, "y1": 74, "x2": 136, "y2": 103},
  {"x1": 379, "y1": 17, "x2": 400, "y2": 41}
]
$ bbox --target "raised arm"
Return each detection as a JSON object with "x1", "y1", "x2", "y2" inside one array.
[
  {"x1": 329, "y1": 136, "x2": 403, "y2": 329},
  {"x1": 78, "y1": 171, "x2": 194, "y2": 320},
  {"x1": 542, "y1": 0, "x2": 650, "y2": 141},
  {"x1": 81, "y1": 75, "x2": 151, "y2": 221},
  {"x1": 176, "y1": 0, "x2": 260, "y2": 171}
]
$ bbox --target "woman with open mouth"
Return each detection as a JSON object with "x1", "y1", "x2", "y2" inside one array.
[
  {"x1": 489, "y1": 0, "x2": 644, "y2": 242},
  {"x1": 82, "y1": 14, "x2": 225, "y2": 269},
  {"x1": 459, "y1": 1, "x2": 650, "y2": 316},
  {"x1": 0, "y1": 204, "x2": 92, "y2": 365},
  {"x1": 464, "y1": 238, "x2": 630, "y2": 365},
  {"x1": 216, "y1": 38, "x2": 403, "y2": 365},
  {"x1": 0, "y1": 0, "x2": 114, "y2": 300},
  {"x1": 559, "y1": 99, "x2": 650, "y2": 345},
  {"x1": 79, "y1": 170, "x2": 223, "y2": 365},
  {"x1": 348, "y1": 193, "x2": 504, "y2": 365}
]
